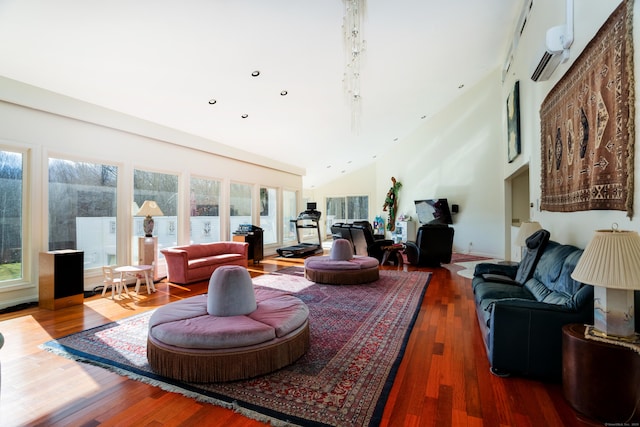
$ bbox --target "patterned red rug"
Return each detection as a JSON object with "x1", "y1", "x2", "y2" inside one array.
[
  {"x1": 41, "y1": 269, "x2": 431, "y2": 427},
  {"x1": 449, "y1": 252, "x2": 492, "y2": 264}
]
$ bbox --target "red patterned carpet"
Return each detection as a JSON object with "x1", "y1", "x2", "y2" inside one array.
[
  {"x1": 449, "y1": 252, "x2": 492, "y2": 263},
  {"x1": 41, "y1": 269, "x2": 431, "y2": 427}
]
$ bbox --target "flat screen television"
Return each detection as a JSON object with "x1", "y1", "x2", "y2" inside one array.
[{"x1": 415, "y1": 199, "x2": 453, "y2": 225}]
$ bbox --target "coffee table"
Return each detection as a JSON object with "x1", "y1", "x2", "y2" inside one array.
[{"x1": 380, "y1": 243, "x2": 405, "y2": 266}]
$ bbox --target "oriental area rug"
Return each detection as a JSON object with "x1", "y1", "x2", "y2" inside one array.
[{"x1": 41, "y1": 269, "x2": 431, "y2": 427}]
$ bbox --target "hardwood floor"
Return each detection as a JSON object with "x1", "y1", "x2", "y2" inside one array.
[{"x1": 0, "y1": 256, "x2": 594, "y2": 427}]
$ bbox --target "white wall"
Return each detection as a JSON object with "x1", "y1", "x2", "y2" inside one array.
[
  {"x1": 0, "y1": 78, "x2": 302, "y2": 308},
  {"x1": 311, "y1": 71, "x2": 506, "y2": 258}
]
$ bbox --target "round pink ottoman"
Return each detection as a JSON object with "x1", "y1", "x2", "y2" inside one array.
[
  {"x1": 304, "y1": 239, "x2": 379, "y2": 285},
  {"x1": 147, "y1": 266, "x2": 310, "y2": 382}
]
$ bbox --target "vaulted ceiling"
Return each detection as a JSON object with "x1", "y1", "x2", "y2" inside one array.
[{"x1": 0, "y1": 0, "x2": 522, "y2": 188}]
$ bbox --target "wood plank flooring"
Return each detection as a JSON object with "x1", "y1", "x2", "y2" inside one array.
[{"x1": 0, "y1": 255, "x2": 594, "y2": 426}]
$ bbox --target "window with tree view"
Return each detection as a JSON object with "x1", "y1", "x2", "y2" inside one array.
[
  {"x1": 48, "y1": 158, "x2": 118, "y2": 270},
  {"x1": 0, "y1": 150, "x2": 24, "y2": 282},
  {"x1": 325, "y1": 195, "x2": 368, "y2": 235},
  {"x1": 190, "y1": 177, "x2": 221, "y2": 243}
]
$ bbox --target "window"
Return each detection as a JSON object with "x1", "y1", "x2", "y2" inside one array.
[
  {"x1": 325, "y1": 195, "x2": 369, "y2": 234},
  {"x1": 282, "y1": 189, "x2": 297, "y2": 242},
  {"x1": 49, "y1": 158, "x2": 118, "y2": 269},
  {"x1": 0, "y1": 150, "x2": 24, "y2": 282},
  {"x1": 229, "y1": 182, "x2": 252, "y2": 238},
  {"x1": 133, "y1": 169, "x2": 178, "y2": 261},
  {"x1": 190, "y1": 177, "x2": 221, "y2": 243},
  {"x1": 347, "y1": 195, "x2": 368, "y2": 220},
  {"x1": 259, "y1": 187, "x2": 277, "y2": 245}
]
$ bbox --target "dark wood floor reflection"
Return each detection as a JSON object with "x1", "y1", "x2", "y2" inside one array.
[{"x1": 0, "y1": 255, "x2": 590, "y2": 426}]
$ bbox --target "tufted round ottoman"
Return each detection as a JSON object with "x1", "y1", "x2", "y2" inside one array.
[
  {"x1": 147, "y1": 265, "x2": 310, "y2": 382},
  {"x1": 304, "y1": 239, "x2": 379, "y2": 285}
]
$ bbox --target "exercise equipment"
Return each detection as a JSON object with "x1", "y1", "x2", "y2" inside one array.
[{"x1": 277, "y1": 204, "x2": 323, "y2": 258}]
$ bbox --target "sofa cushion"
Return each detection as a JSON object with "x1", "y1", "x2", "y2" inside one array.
[
  {"x1": 473, "y1": 281, "x2": 534, "y2": 304},
  {"x1": 149, "y1": 295, "x2": 209, "y2": 327},
  {"x1": 249, "y1": 294, "x2": 310, "y2": 337},
  {"x1": 207, "y1": 265, "x2": 256, "y2": 316},
  {"x1": 150, "y1": 314, "x2": 276, "y2": 349},
  {"x1": 524, "y1": 243, "x2": 583, "y2": 306},
  {"x1": 189, "y1": 253, "x2": 243, "y2": 269},
  {"x1": 305, "y1": 255, "x2": 378, "y2": 270}
]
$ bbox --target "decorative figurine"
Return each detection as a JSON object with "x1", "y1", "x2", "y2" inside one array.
[{"x1": 382, "y1": 177, "x2": 402, "y2": 231}]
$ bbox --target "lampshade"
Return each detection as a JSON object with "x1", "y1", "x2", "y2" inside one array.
[
  {"x1": 571, "y1": 228, "x2": 640, "y2": 290},
  {"x1": 136, "y1": 201, "x2": 164, "y2": 217},
  {"x1": 514, "y1": 221, "x2": 542, "y2": 247}
]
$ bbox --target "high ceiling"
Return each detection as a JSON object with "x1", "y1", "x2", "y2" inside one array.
[{"x1": 0, "y1": 0, "x2": 522, "y2": 188}]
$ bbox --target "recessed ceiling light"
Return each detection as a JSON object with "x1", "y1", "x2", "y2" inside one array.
[
  {"x1": 420, "y1": 115, "x2": 427, "y2": 120},
  {"x1": 241, "y1": 114, "x2": 248, "y2": 118},
  {"x1": 393, "y1": 137, "x2": 399, "y2": 142},
  {"x1": 458, "y1": 84, "x2": 465, "y2": 89},
  {"x1": 208, "y1": 99, "x2": 217, "y2": 105},
  {"x1": 326, "y1": 165, "x2": 332, "y2": 169},
  {"x1": 280, "y1": 90, "x2": 288, "y2": 96},
  {"x1": 341, "y1": 170, "x2": 346, "y2": 174},
  {"x1": 347, "y1": 160, "x2": 352, "y2": 164},
  {"x1": 251, "y1": 70, "x2": 260, "y2": 77}
]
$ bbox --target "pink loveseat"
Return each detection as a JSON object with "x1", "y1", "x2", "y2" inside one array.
[{"x1": 161, "y1": 241, "x2": 249, "y2": 284}]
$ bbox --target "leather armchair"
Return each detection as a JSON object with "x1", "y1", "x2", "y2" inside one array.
[
  {"x1": 404, "y1": 224, "x2": 454, "y2": 266},
  {"x1": 329, "y1": 221, "x2": 393, "y2": 262}
]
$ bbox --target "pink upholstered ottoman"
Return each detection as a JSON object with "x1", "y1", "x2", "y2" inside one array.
[
  {"x1": 147, "y1": 266, "x2": 310, "y2": 382},
  {"x1": 304, "y1": 239, "x2": 379, "y2": 285}
]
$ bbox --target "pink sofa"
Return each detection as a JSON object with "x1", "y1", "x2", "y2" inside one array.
[{"x1": 161, "y1": 242, "x2": 249, "y2": 284}]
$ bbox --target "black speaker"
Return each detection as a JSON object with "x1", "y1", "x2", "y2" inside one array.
[{"x1": 451, "y1": 204, "x2": 459, "y2": 214}]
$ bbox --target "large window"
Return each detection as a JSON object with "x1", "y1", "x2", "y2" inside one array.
[
  {"x1": 325, "y1": 195, "x2": 369, "y2": 234},
  {"x1": 190, "y1": 177, "x2": 221, "y2": 243},
  {"x1": 49, "y1": 158, "x2": 118, "y2": 269},
  {"x1": 259, "y1": 187, "x2": 277, "y2": 245},
  {"x1": 282, "y1": 189, "x2": 297, "y2": 242},
  {"x1": 133, "y1": 169, "x2": 178, "y2": 257},
  {"x1": 229, "y1": 182, "x2": 252, "y2": 238},
  {"x1": 0, "y1": 150, "x2": 24, "y2": 281}
]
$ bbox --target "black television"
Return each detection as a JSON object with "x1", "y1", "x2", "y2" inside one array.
[{"x1": 415, "y1": 199, "x2": 453, "y2": 225}]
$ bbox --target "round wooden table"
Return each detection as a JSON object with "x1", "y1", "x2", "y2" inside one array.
[{"x1": 562, "y1": 323, "x2": 640, "y2": 423}]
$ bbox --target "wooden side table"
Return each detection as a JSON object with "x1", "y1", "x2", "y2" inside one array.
[{"x1": 562, "y1": 323, "x2": 640, "y2": 423}]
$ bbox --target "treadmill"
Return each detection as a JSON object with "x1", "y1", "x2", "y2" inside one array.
[{"x1": 277, "y1": 203, "x2": 324, "y2": 258}]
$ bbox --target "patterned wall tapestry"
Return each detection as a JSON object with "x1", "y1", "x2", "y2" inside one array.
[{"x1": 540, "y1": 0, "x2": 635, "y2": 218}]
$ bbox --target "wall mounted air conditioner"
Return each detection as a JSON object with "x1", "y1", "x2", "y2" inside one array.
[{"x1": 531, "y1": 0, "x2": 574, "y2": 82}]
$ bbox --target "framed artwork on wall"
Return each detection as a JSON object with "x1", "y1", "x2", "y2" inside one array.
[{"x1": 507, "y1": 80, "x2": 521, "y2": 163}]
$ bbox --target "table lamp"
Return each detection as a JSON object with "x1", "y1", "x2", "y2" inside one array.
[
  {"x1": 571, "y1": 225, "x2": 640, "y2": 340},
  {"x1": 136, "y1": 200, "x2": 164, "y2": 237},
  {"x1": 515, "y1": 221, "x2": 542, "y2": 258}
]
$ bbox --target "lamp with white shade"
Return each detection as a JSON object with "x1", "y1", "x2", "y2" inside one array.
[
  {"x1": 136, "y1": 201, "x2": 164, "y2": 237},
  {"x1": 571, "y1": 225, "x2": 640, "y2": 340}
]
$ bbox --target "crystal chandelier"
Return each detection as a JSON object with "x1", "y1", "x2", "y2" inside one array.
[{"x1": 342, "y1": 0, "x2": 366, "y2": 132}]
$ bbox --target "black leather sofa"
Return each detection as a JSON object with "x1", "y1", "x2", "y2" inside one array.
[
  {"x1": 404, "y1": 224, "x2": 454, "y2": 266},
  {"x1": 330, "y1": 221, "x2": 393, "y2": 262},
  {"x1": 471, "y1": 229, "x2": 594, "y2": 380}
]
